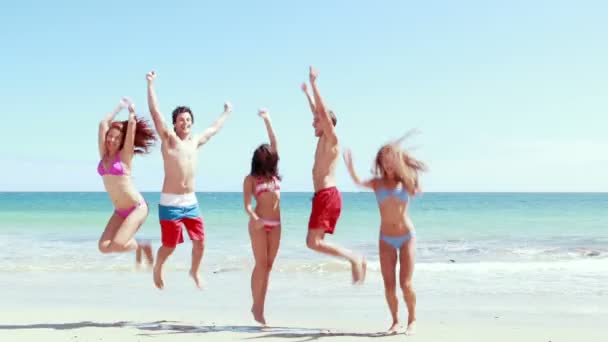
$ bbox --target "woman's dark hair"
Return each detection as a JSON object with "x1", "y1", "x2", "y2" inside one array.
[
  {"x1": 107, "y1": 117, "x2": 157, "y2": 154},
  {"x1": 250, "y1": 143, "x2": 281, "y2": 180}
]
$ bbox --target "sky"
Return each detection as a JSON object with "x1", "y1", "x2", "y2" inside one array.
[{"x1": 0, "y1": 0, "x2": 607, "y2": 192}]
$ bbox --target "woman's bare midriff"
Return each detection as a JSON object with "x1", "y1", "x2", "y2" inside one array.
[
  {"x1": 380, "y1": 218, "x2": 415, "y2": 237},
  {"x1": 255, "y1": 192, "x2": 281, "y2": 221},
  {"x1": 378, "y1": 201, "x2": 414, "y2": 236},
  {"x1": 103, "y1": 176, "x2": 143, "y2": 210}
]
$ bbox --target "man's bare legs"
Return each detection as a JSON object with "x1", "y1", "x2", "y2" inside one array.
[
  {"x1": 306, "y1": 229, "x2": 366, "y2": 283},
  {"x1": 152, "y1": 241, "x2": 203, "y2": 290},
  {"x1": 153, "y1": 245, "x2": 175, "y2": 289},
  {"x1": 190, "y1": 240, "x2": 204, "y2": 288}
]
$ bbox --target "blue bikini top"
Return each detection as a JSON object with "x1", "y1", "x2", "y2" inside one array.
[{"x1": 375, "y1": 185, "x2": 409, "y2": 204}]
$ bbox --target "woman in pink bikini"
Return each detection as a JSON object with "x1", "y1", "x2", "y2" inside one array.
[
  {"x1": 242, "y1": 108, "x2": 281, "y2": 326},
  {"x1": 97, "y1": 97, "x2": 156, "y2": 266},
  {"x1": 343, "y1": 135, "x2": 426, "y2": 336}
]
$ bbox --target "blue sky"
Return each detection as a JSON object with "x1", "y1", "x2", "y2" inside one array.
[{"x1": 1, "y1": 0, "x2": 606, "y2": 192}]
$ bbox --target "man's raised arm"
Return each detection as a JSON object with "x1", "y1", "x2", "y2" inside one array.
[
  {"x1": 309, "y1": 66, "x2": 337, "y2": 141},
  {"x1": 146, "y1": 71, "x2": 169, "y2": 140},
  {"x1": 197, "y1": 102, "x2": 233, "y2": 147}
]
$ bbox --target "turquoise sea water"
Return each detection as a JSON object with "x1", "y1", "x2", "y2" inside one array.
[{"x1": 1, "y1": 192, "x2": 606, "y2": 272}]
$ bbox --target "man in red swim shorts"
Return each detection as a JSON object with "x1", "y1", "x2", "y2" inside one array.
[
  {"x1": 147, "y1": 70, "x2": 232, "y2": 289},
  {"x1": 301, "y1": 66, "x2": 366, "y2": 284}
]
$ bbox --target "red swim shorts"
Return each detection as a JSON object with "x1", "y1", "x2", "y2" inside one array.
[
  {"x1": 308, "y1": 186, "x2": 342, "y2": 234},
  {"x1": 158, "y1": 203, "x2": 204, "y2": 248}
]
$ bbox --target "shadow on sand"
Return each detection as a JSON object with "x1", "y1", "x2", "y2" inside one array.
[{"x1": 0, "y1": 320, "x2": 398, "y2": 340}]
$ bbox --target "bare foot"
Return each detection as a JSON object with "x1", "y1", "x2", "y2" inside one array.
[
  {"x1": 141, "y1": 243, "x2": 154, "y2": 265},
  {"x1": 190, "y1": 270, "x2": 202, "y2": 289},
  {"x1": 135, "y1": 247, "x2": 143, "y2": 265},
  {"x1": 387, "y1": 321, "x2": 399, "y2": 335},
  {"x1": 406, "y1": 320, "x2": 416, "y2": 336},
  {"x1": 351, "y1": 257, "x2": 367, "y2": 284},
  {"x1": 135, "y1": 240, "x2": 154, "y2": 267},
  {"x1": 359, "y1": 257, "x2": 367, "y2": 284},
  {"x1": 251, "y1": 305, "x2": 267, "y2": 327},
  {"x1": 153, "y1": 265, "x2": 164, "y2": 290}
]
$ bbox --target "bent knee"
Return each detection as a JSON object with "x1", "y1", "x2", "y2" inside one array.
[
  {"x1": 110, "y1": 239, "x2": 131, "y2": 251},
  {"x1": 306, "y1": 239, "x2": 315, "y2": 249},
  {"x1": 98, "y1": 244, "x2": 112, "y2": 254},
  {"x1": 98, "y1": 239, "x2": 113, "y2": 253},
  {"x1": 306, "y1": 237, "x2": 320, "y2": 250}
]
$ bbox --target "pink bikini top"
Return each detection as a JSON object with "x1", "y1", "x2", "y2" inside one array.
[
  {"x1": 254, "y1": 177, "x2": 280, "y2": 197},
  {"x1": 97, "y1": 153, "x2": 128, "y2": 176}
]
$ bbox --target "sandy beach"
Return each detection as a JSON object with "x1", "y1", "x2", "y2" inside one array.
[
  {"x1": 1, "y1": 266, "x2": 606, "y2": 342},
  {"x1": 1, "y1": 307, "x2": 604, "y2": 341}
]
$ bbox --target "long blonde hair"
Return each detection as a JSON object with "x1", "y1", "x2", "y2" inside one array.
[{"x1": 374, "y1": 143, "x2": 427, "y2": 195}]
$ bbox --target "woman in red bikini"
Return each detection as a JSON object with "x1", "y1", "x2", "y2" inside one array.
[
  {"x1": 97, "y1": 97, "x2": 156, "y2": 266},
  {"x1": 242, "y1": 108, "x2": 281, "y2": 326}
]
